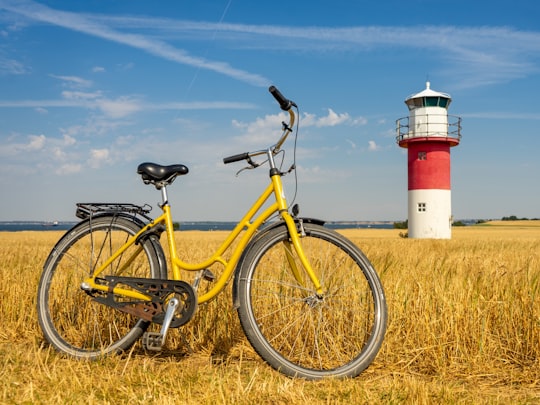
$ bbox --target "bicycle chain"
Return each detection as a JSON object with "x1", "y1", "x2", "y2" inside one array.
[{"x1": 89, "y1": 276, "x2": 197, "y2": 328}]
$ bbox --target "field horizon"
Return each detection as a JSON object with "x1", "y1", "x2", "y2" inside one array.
[{"x1": 0, "y1": 222, "x2": 538, "y2": 403}]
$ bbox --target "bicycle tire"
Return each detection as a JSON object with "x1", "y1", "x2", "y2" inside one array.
[
  {"x1": 37, "y1": 215, "x2": 166, "y2": 358},
  {"x1": 235, "y1": 222, "x2": 387, "y2": 379}
]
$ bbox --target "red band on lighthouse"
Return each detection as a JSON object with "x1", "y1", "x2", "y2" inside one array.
[{"x1": 407, "y1": 141, "x2": 451, "y2": 190}]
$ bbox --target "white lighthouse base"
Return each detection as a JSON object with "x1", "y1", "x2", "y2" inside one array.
[{"x1": 408, "y1": 189, "x2": 452, "y2": 239}]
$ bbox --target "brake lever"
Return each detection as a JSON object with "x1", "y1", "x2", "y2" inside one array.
[
  {"x1": 235, "y1": 157, "x2": 262, "y2": 177},
  {"x1": 235, "y1": 166, "x2": 251, "y2": 176},
  {"x1": 246, "y1": 156, "x2": 259, "y2": 168}
]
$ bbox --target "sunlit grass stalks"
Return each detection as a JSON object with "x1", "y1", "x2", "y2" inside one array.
[
  {"x1": 363, "y1": 235, "x2": 539, "y2": 381},
  {"x1": 1, "y1": 223, "x2": 539, "y2": 403}
]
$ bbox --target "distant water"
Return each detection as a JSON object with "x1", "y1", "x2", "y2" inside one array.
[
  {"x1": 0, "y1": 221, "x2": 394, "y2": 232},
  {"x1": 0, "y1": 222, "x2": 77, "y2": 232}
]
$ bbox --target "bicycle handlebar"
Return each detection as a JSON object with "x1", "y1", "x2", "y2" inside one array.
[
  {"x1": 223, "y1": 85, "x2": 296, "y2": 166},
  {"x1": 223, "y1": 152, "x2": 250, "y2": 164},
  {"x1": 269, "y1": 85, "x2": 295, "y2": 111}
]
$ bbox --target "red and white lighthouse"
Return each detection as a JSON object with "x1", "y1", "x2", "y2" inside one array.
[{"x1": 396, "y1": 82, "x2": 462, "y2": 239}]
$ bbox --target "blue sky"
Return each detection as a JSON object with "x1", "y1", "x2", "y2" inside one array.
[{"x1": 1, "y1": 0, "x2": 539, "y2": 222}]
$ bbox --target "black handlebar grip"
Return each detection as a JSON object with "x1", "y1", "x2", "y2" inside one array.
[
  {"x1": 269, "y1": 85, "x2": 293, "y2": 111},
  {"x1": 223, "y1": 152, "x2": 250, "y2": 164}
]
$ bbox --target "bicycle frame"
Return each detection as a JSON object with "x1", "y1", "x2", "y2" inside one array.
[{"x1": 82, "y1": 113, "x2": 323, "y2": 305}]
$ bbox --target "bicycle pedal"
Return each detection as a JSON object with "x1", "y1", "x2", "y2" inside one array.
[{"x1": 142, "y1": 332, "x2": 163, "y2": 351}]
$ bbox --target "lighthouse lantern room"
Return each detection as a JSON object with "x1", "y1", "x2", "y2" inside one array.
[{"x1": 396, "y1": 82, "x2": 462, "y2": 239}]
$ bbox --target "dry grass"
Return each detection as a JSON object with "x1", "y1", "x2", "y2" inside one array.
[{"x1": 1, "y1": 222, "x2": 539, "y2": 404}]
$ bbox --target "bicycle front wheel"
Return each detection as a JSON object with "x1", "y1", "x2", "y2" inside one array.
[
  {"x1": 236, "y1": 222, "x2": 387, "y2": 379},
  {"x1": 37, "y1": 215, "x2": 165, "y2": 359}
]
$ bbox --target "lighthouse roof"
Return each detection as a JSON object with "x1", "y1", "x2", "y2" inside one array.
[
  {"x1": 405, "y1": 81, "x2": 451, "y2": 102},
  {"x1": 405, "y1": 82, "x2": 452, "y2": 110}
]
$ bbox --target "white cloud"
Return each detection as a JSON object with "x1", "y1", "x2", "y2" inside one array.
[
  {"x1": 302, "y1": 110, "x2": 366, "y2": 128},
  {"x1": 152, "y1": 101, "x2": 256, "y2": 111},
  {"x1": 62, "y1": 90, "x2": 102, "y2": 100},
  {"x1": 368, "y1": 140, "x2": 380, "y2": 151},
  {"x1": 52, "y1": 147, "x2": 66, "y2": 160},
  {"x1": 4, "y1": 1, "x2": 539, "y2": 88},
  {"x1": 62, "y1": 134, "x2": 76, "y2": 146},
  {"x1": 116, "y1": 62, "x2": 134, "y2": 71},
  {"x1": 0, "y1": 99, "x2": 82, "y2": 108},
  {"x1": 50, "y1": 74, "x2": 92, "y2": 88},
  {"x1": 90, "y1": 148, "x2": 109, "y2": 160},
  {"x1": 232, "y1": 112, "x2": 289, "y2": 145},
  {"x1": 55, "y1": 163, "x2": 82, "y2": 175},
  {"x1": 60, "y1": 125, "x2": 84, "y2": 138},
  {"x1": 296, "y1": 163, "x2": 352, "y2": 184},
  {"x1": 2, "y1": 1, "x2": 269, "y2": 87},
  {"x1": 314, "y1": 109, "x2": 351, "y2": 127},
  {"x1": 0, "y1": 57, "x2": 27, "y2": 75},
  {"x1": 92, "y1": 66, "x2": 105, "y2": 73},
  {"x1": 0, "y1": 96, "x2": 254, "y2": 118},
  {"x1": 25, "y1": 134, "x2": 46, "y2": 151},
  {"x1": 88, "y1": 148, "x2": 110, "y2": 168},
  {"x1": 232, "y1": 109, "x2": 367, "y2": 147},
  {"x1": 353, "y1": 116, "x2": 368, "y2": 126},
  {"x1": 96, "y1": 97, "x2": 142, "y2": 118},
  {"x1": 91, "y1": 15, "x2": 540, "y2": 88},
  {"x1": 115, "y1": 135, "x2": 134, "y2": 146}
]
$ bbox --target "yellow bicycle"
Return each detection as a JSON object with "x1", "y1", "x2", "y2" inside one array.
[{"x1": 37, "y1": 87, "x2": 387, "y2": 379}]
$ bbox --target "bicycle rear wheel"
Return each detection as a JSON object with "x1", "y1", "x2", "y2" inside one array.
[
  {"x1": 236, "y1": 222, "x2": 387, "y2": 379},
  {"x1": 37, "y1": 215, "x2": 165, "y2": 358}
]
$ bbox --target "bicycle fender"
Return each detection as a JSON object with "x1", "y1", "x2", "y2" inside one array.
[
  {"x1": 41, "y1": 215, "x2": 142, "y2": 272},
  {"x1": 43, "y1": 213, "x2": 167, "y2": 279},
  {"x1": 231, "y1": 217, "x2": 325, "y2": 309}
]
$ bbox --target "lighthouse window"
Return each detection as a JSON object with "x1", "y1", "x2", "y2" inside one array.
[
  {"x1": 418, "y1": 151, "x2": 427, "y2": 160},
  {"x1": 422, "y1": 96, "x2": 449, "y2": 108},
  {"x1": 418, "y1": 203, "x2": 427, "y2": 212},
  {"x1": 424, "y1": 97, "x2": 439, "y2": 107},
  {"x1": 407, "y1": 98, "x2": 423, "y2": 110}
]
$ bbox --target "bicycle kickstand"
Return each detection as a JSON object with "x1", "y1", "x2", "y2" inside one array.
[{"x1": 142, "y1": 297, "x2": 179, "y2": 351}]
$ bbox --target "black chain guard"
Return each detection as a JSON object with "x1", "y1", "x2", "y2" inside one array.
[{"x1": 90, "y1": 276, "x2": 197, "y2": 328}]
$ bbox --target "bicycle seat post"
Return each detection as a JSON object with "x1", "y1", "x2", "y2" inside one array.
[{"x1": 160, "y1": 185, "x2": 169, "y2": 206}]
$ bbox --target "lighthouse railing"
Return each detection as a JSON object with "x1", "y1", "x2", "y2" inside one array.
[{"x1": 396, "y1": 115, "x2": 462, "y2": 143}]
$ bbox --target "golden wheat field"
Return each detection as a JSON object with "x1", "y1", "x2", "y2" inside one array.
[{"x1": 0, "y1": 221, "x2": 539, "y2": 404}]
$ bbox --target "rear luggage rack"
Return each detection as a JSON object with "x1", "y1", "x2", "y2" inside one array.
[{"x1": 76, "y1": 203, "x2": 152, "y2": 220}]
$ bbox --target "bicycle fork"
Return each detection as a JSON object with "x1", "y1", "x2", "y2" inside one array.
[
  {"x1": 281, "y1": 215, "x2": 324, "y2": 297},
  {"x1": 269, "y1": 159, "x2": 324, "y2": 297}
]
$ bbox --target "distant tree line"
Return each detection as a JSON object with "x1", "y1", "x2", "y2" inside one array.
[
  {"x1": 501, "y1": 215, "x2": 539, "y2": 221},
  {"x1": 393, "y1": 220, "x2": 407, "y2": 229},
  {"x1": 393, "y1": 219, "x2": 467, "y2": 229},
  {"x1": 393, "y1": 216, "x2": 539, "y2": 230}
]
